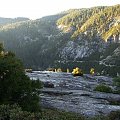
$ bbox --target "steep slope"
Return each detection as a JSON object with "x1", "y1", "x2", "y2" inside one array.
[
  {"x1": 0, "y1": 14, "x2": 71, "y2": 69},
  {"x1": 56, "y1": 5, "x2": 120, "y2": 76},
  {"x1": 0, "y1": 5, "x2": 119, "y2": 76},
  {"x1": 100, "y1": 46, "x2": 120, "y2": 66},
  {"x1": 57, "y1": 5, "x2": 120, "y2": 42}
]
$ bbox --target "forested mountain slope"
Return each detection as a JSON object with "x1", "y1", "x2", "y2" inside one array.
[
  {"x1": 0, "y1": 5, "x2": 119, "y2": 76},
  {"x1": 57, "y1": 5, "x2": 120, "y2": 42},
  {"x1": 0, "y1": 17, "x2": 29, "y2": 25}
]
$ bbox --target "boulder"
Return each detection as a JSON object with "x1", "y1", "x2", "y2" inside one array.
[{"x1": 43, "y1": 81, "x2": 54, "y2": 88}]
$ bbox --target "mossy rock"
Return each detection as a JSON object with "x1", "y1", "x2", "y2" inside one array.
[{"x1": 94, "y1": 84, "x2": 113, "y2": 93}]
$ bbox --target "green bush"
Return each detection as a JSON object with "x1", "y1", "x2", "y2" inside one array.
[
  {"x1": 87, "y1": 111, "x2": 120, "y2": 120},
  {"x1": 41, "y1": 108, "x2": 85, "y2": 120},
  {"x1": 113, "y1": 77, "x2": 120, "y2": 87},
  {"x1": 112, "y1": 77, "x2": 120, "y2": 94},
  {"x1": 94, "y1": 84, "x2": 113, "y2": 93},
  {"x1": 0, "y1": 105, "x2": 85, "y2": 120},
  {"x1": 0, "y1": 104, "x2": 41, "y2": 120},
  {"x1": 88, "y1": 116, "x2": 108, "y2": 120},
  {"x1": 1, "y1": 104, "x2": 120, "y2": 120},
  {"x1": 107, "y1": 110, "x2": 120, "y2": 120},
  {"x1": 0, "y1": 44, "x2": 42, "y2": 112}
]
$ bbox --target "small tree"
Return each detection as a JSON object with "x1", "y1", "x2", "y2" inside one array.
[{"x1": 0, "y1": 43, "x2": 42, "y2": 112}]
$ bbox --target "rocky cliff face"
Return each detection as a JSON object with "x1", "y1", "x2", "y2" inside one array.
[
  {"x1": 100, "y1": 46, "x2": 120, "y2": 66},
  {"x1": 59, "y1": 38, "x2": 107, "y2": 60}
]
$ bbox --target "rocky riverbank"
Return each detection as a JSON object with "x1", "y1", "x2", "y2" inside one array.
[{"x1": 27, "y1": 72, "x2": 120, "y2": 117}]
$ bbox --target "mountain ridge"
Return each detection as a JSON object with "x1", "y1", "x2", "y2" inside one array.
[{"x1": 0, "y1": 4, "x2": 119, "y2": 76}]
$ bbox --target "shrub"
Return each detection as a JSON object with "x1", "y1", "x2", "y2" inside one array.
[
  {"x1": 94, "y1": 84, "x2": 113, "y2": 93},
  {"x1": 113, "y1": 77, "x2": 120, "y2": 94},
  {"x1": 88, "y1": 116, "x2": 108, "y2": 120},
  {"x1": 107, "y1": 110, "x2": 120, "y2": 120},
  {"x1": 0, "y1": 105, "x2": 85, "y2": 120},
  {"x1": 113, "y1": 77, "x2": 120, "y2": 87},
  {"x1": 41, "y1": 108, "x2": 85, "y2": 120},
  {"x1": 0, "y1": 104, "x2": 41, "y2": 120}
]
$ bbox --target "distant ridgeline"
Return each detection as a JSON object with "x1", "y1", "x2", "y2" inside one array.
[
  {"x1": 0, "y1": 4, "x2": 120, "y2": 76},
  {"x1": 57, "y1": 5, "x2": 120, "y2": 43}
]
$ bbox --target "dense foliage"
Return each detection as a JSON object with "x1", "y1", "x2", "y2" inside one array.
[
  {"x1": 0, "y1": 104, "x2": 120, "y2": 120},
  {"x1": 0, "y1": 43, "x2": 42, "y2": 112},
  {"x1": 0, "y1": 104, "x2": 41, "y2": 120},
  {"x1": 57, "y1": 5, "x2": 120, "y2": 41}
]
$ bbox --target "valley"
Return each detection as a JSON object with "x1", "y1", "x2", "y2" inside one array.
[{"x1": 0, "y1": 5, "x2": 120, "y2": 77}]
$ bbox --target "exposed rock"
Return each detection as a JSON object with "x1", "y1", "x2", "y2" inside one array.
[
  {"x1": 41, "y1": 89, "x2": 120, "y2": 117},
  {"x1": 100, "y1": 46, "x2": 120, "y2": 66},
  {"x1": 60, "y1": 41, "x2": 96, "y2": 60},
  {"x1": 28, "y1": 71, "x2": 120, "y2": 117},
  {"x1": 41, "y1": 88, "x2": 73, "y2": 96},
  {"x1": 43, "y1": 81, "x2": 54, "y2": 88}
]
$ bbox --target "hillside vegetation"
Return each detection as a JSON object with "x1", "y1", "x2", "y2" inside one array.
[
  {"x1": 0, "y1": 4, "x2": 119, "y2": 76},
  {"x1": 57, "y1": 5, "x2": 120, "y2": 42}
]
